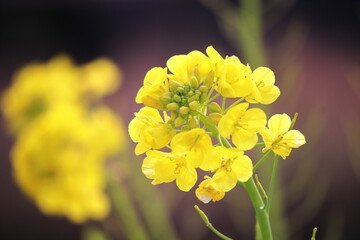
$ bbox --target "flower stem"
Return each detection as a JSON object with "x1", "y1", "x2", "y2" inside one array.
[
  {"x1": 253, "y1": 150, "x2": 272, "y2": 172},
  {"x1": 244, "y1": 178, "x2": 273, "y2": 240},
  {"x1": 223, "y1": 97, "x2": 244, "y2": 114},
  {"x1": 265, "y1": 153, "x2": 279, "y2": 213},
  {"x1": 194, "y1": 205, "x2": 233, "y2": 240}
]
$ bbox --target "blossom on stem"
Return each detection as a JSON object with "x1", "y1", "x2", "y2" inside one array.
[
  {"x1": 218, "y1": 103, "x2": 266, "y2": 150},
  {"x1": 170, "y1": 128, "x2": 213, "y2": 168},
  {"x1": 128, "y1": 107, "x2": 175, "y2": 155},
  {"x1": 245, "y1": 67, "x2": 280, "y2": 104},
  {"x1": 142, "y1": 150, "x2": 197, "y2": 191},
  {"x1": 195, "y1": 176, "x2": 225, "y2": 203},
  {"x1": 260, "y1": 113, "x2": 306, "y2": 159},
  {"x1": 201, "y1": 146, "x2": 253, "y2": 192}
]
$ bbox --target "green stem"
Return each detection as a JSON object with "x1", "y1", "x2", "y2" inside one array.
[
  {"x1": 223, "y1": 97, "x2": 244, "y2": 114},
  {"x1": 194, "y1": 205, "x2": 233, "y2": 240},
  {"x1": 244, "y1": 178, "x2": 273, "y2": 240},
  {"x1": 253, "y1": 150, "x2": 272, "y2": 172},
  {"x1": 207, "y1": 92, "x2": 221, "y2": 103},
  {"x1": 265, "y1": 154, "x2": 279, "y2": 213}
]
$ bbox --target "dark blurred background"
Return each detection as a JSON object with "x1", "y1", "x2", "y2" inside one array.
[{"x1": 0, "y1": 0, "x2": 360, "y2": 239}]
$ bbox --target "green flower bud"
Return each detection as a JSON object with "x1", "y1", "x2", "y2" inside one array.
[
  {"x1": 188, "y1": 118, "x2": 200, "y2": 129},
  {"x1": 200, "y1": 92, "x2": 207, "y2": 103},
  {"x1": 188, "y1": 95, "x2": 198, "y2": 103},
  {"x1": 160, "y1": 93, "x2": 172, "y2": 105},
  {"x1": 171, "y1": 111, "x2": 178, "y2": 120},
  {"x1": 177, "y1": 87, "x2": 185, "y2": 93},
  {"x1": 199, "y1": 85, "x2": 208, "y2": 93},
  {"x1": 189, "y1": 101, "x2": 200, "y2": 110},
  {"x1": 188, "y1": 90, "x2": 194, "y2": 96},
  {"x1": 169, "y1": 80, "x2": 183, "y2": 91},
  {"x1": 179, "y1": 106, "x2": 190, "y2": 115},
  {"x1": 208, "y1": 112, "x2": 222, "y2": 124},
  {"x1": 208, "y1": 102, "x2": 222, "y2": 113},
  {"x1": 173, "y1": 94, "x2": 181, "y2": 102},
  {"x1": 174, "y1": 116, "x2": 185, "y2": 127},
  {"x1": 167, "y1": 102, "x2": 179, "y2": 111},
  {"x1": 181, "y1": 125, "x2": 190, "y2": 131},
  {"x1": 190, "y1": 76, "x2": 199, "y2": 88}
]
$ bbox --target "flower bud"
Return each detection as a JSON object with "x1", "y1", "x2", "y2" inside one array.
[
  {"x1": 190, "y1": 76, "x2": 199, "y2": 88},
  {"x1": 208, "y1": 102, "x2": 222, "y2": 113},
  {"x1": 171, "y1": 111, "x2": 178, "y2": 120},
  {"x1": 177, "y1": 87, "x2": 185, "y2": 93},
  {"x1": 173, "y1": 94, "x2": 181, "y2": 102},
  {"x1": 188, "y1": 118, "x2": 200, "y2": 129},
  {"x1": 200, "y1": 92, "x2": 207, "y2": 103},
  {"x1": 209, "y1": 113, "x2": 222, "y2": 124},
  {"x1": 199, "y1": 85, "x2": 208, "y2": 93},
  {"x1": 181, "y1": 125, "x2": 190, "y2": 131},
  {"x1": 167, "y1": 102, "x2": 179, "y2": 111},
  {"x1": 169, "y1": 80, "x2": 183, "y2": 91},
  {"x1": 179, "y1": 106, "x2": 190, "y2": 115},
  {"x1": 189, "y1": 101, "x2": 200, "y2": 110},
  {"x1": 174, "y1": 116, "x2": 185, "y2": 127},
  {"x1": 203, "y1": 70, "x2": 214, "y2": 88},
  {"x1": 188, "y1": 90, "x2": 194, "y2": 96},
  {"x1": 160, "y1": 93, "x2": 172, "y2": 105}
]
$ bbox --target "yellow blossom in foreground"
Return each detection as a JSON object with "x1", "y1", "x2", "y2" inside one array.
[
  {"x1": 218, "y1": 103, "x2": 266, "y2": 150},
  {"x1": 135, "y1": 67, "x2": 169, "y2": 109},
  {"x1": 260, "y1": 113, "x2": 306, "y2": 159},
  {"x1": 170, "y1": 128, "x2": 213, "y2": 168},
  {"x1": 142, "y1": 150, "x2": 197, "y2": 191},
  {"x1": 12, "y1": 106, "x2": 117, "y2": 223},
  {"x1": 195, "y1": 176, "x2": 225, "y2": 203},
  {"x1": 128, "y1": 107, "x2": 175, "y2": 155},
  {"x1": 167, "y1": 50, "x2": 212, "y2": 84},
  {"x1": 206, "y1": 46, "x2": 253, "y2": 98},
  {"x1": 201, "y1": 146, "x2": 253, "y2": 192},
  {"x1": 245, "y1": 67, "x2": 280, "y2": 104}
]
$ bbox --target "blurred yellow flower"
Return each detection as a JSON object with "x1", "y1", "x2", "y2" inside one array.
[
  {"x1": 245, "y1": 67, "x2": 280, "y2": 104},
  {"x1": 12, "y1": 105, "x2": 123, "y2": 223},
  {"x1": 195, "y1": 176, "x2": 225, "y2": 203},
  {"x1": 135, "y1": 67, "x2": 169, "y2": 109},
  {"x1": 142, "y1": 150, "x2": 197, "y2": 191},
  {"x1": 218, "y1": 103, "x2": 266, "y2": 150},
  {"x1": 170, "y1": 128, "x2": 213, "y2": 168},
  {"x1": 260, "y1": 113, "x2": 306, "y2": 159},
  {"x1": 201, "y1": 146, "x2": 252, "y2": 192},
  {"x1": 128, "y1": 107, "x2": 175, "y2": 155},
  {"x1": 1, "y1": 55, "x2": 122, "y2": 135}
]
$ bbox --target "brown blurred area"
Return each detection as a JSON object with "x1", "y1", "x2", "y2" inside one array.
[{"x1": 1, "y1": 0, "x2": 360, "y2": 239}]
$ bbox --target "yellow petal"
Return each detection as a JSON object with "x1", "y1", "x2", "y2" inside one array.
[
  {"x1": 252, "y1": 67, "x2": 275, "y2": 85},
  {"x1": 176, "y1": 167, "x2": 197, "y2": 192},
  {"x1": 232, "y1": 130, "x2": 258, "y2": 150},
  {"x1": 218, "y1": 103, "x2": 249, "y2": 138},
  {"x1": 212, "y1": 169, "x2": 237, "y2": 192},
  {"x1": 268, "y1": 113, "x2": 291, "y2": 136},
  {"x1": 282, "y1": 130, "x2": 306, "y2": 148},
  {"x1": 232, "y1": 155, "x2": 253, "y2": 182}
]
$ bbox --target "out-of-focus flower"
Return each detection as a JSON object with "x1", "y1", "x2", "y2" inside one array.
[
  {"x1": 142, "y1": 150, "x2": 197, "y2": 192},
  {"x1": 195, "y1": 176, "x2": 225, "y2": 203},
  {"x1": 12, "y1": 105, "x2": 123, "y2": 223},
  {"x1": 260, "y1": 113, "x2": 306, "y2": 159},
  {"x1": 128, "y1": 107, "x2": 175, "y2": 155},
  {"x1": 218, "y1": 103, "x2": 266, "y2": 150}
]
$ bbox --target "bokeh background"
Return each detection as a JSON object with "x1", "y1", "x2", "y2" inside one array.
[{"x1": 1, "y1": 0, "x2": 360, "y2": 239}]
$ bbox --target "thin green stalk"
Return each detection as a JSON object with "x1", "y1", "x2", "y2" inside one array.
[
  {"x1": 223, "y1": 97, "x2": 244, "y2": 114},
  {"x1": 311, "y1": 227, "x2": 317, "y2": 240},
  {"x1": 244, "y1": 178, "x2": 273, "y2": 240},
  {"x1": 222, "y1": 97, "x2": 227, "y2": 110},
  {"x1": 195, "y1": 205, "x2": 233, "y2": 240},
  {"x1": 207, "y1": 92, "x2": 221, "y2": 103},
  {"x1": 265, "y1": 154, "x2": 279, "y2": 213},
  {"x1": 253, "y1": 150, "x2": 272, "y2": 172}
]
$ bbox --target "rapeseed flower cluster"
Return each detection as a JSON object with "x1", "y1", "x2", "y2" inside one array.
[
  {"x1": 129, "y1": 46, "x2": 306, "y2": 203},
  {"x1": 1, "y1": 56, "x2": 124, "y2": 223}
]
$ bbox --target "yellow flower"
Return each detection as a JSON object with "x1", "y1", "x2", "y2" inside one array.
[
  {"x1": 128, "y1": 107, "x2": 175, "y2": 155},
  {"x1": 142, "y1": 150, "x2": 197, "y2": 191},
  {"x1": 206, "y1": 46, "x2": 254, "y2": 98},
  {"x1": 260, "y1": 113, "x2": 306, "y2": 159},
  {"x1": 80, "y1": 58, "x2": 121, "y2": 99},
  {"x1": 1, "y1": 56, "x2": 80, "y2": 134},
  {"x1": 201, "y1": 146, "x2": 252, "y2": 192},
  {"x1": 12, "y1": 106, "x2": 112, "y2": 223},
  {"x1": 167, "y1": 50, "x2": 212, "y2": 84},
  {"x1": 171, "y1": 128, "x2": 213, "y2": 168},
  {"x1": 136, "y1": 67, "x2": 169, "y2": 109},
  {"x1": 195, "y1": 176, "x2": 225, "y2": 203},
  {"x1": 245, "y1": 67, "x2": 280, "y2": 104},
  {"x1": 218, "y1": 103, "x2": 266, "y2": 150}
]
